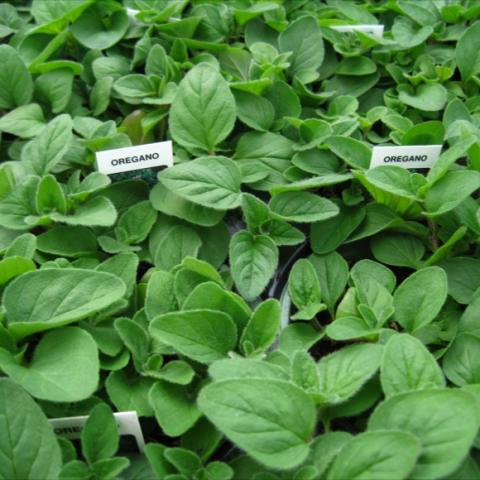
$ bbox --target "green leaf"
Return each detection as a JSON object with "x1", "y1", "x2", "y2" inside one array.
[
  {"x1": 35, "y1": 69, "x2": 73, "y2": 113},
  {"x1": 0, "y1": 3, "x2": 21, "y2": 38},
  {"x1": 0, "y1": 327, "x2": 99, "y2": 401},
  {"x1": 164, "y1": 448, "x2": 202, "y2": 477},
  {"x1": 456, "y1": 20, "x2": 480, "y2": 80},
  {"x1": 115, "y1": 317, "x2": 149, "y2": 369},
  {"x1": 345, "y1": 204, "x2": 398, "y2": 243},
  {"x1": 4, "y1": 233, "x2": 36, "y2": 259},
  {"x1": 159, "y1": 156, "x2": 242, "y2": 210},
  {"x1": 443, "y1": 333, "x2": 480, "y2": 386},
  {"x1": 269, "y1": 192, "x2": 339, "y2": 223},
  {"x1": 96, "y1": 252, "x2": 138, "y2": 298},
  {"x1": 352, "y1": 274, "x2": 394, "y2": 326},
  {"x1": 0, "y1": 378, "x2": 62, "y2": 480},
  {"x1": 326, "y1": 315, "x2": 379, "y2": 341},
  {"x1": 381, "y1": 334, "x2": 445, "y2": 397},
  {"x1": 209, "y1": 358, "x2": 289, "y2": 382},
  {"x1": 336, "y1": 56, "x2": 376, "y2": 76},
  {"x1": 145, "y1": 43, "x2": 168, "y2": 77},
  {"x1": 292, "y1": 351, "x2": 319, "y2": 391},
  {"x1": 393, "y1": 267, "x2": 448, "y2": 332},
  {"x1": 115, "y1": 200, "x2": 156, "y2": 244},
  {"x1": 439, "y1": 257, "x2": 480, "y2": 304},
  {"x1": 31, "y1": 0, "x2": 93, "y2": 27},
  {"x1": 327, "y1": 431, "x2": 420, "y2": 480},
  {"x1": 150, "y1": 182, "x2": 224, "y2": 227},
  {"x1": 150, "y1": 360, "x2": 195, "y2": 385},
  {"x1": 113, "y1": 74, "x2": 156, "y2": 99},
  {"x1": 317, "y1": 343, "x2": 383, "y2": 405},
  {"x1": 351, "y1": 259, "x2": 396, "y2": 293},
  {"x1": 364, "y1": 167, "x2": 419, "y2": 201},
  {"x1": 22, "y1": 113, "x2": 72, "y2": 176},
  {"x1": 397, "y1": 0, "x2": 439, "y2": 26},
  {"x1": 265, "y1": 219, "x2": 305, "y2": 246},
  {"x1": 91, "y1": 457, "x2": 130, "y2": 480},
  {"x1": 278, "y1": 16, "x2": 324, "y2": 80},
  {"x1": 0, "y1": 256, "x2": 36, "y2": 286},
  {"x1": 59, "y1": 460, "x2": 91, "y2": 480},
  {"x1": 201, "y1": 461, "x2": 233, "y2": 480},
  {"x1": 198, "y1": 379, "x2": 316, "y2": 470},
  {"x1": 371, "y1": 233, "x2": 425, "y2": 269},
  {"x1": 82, "y1": 404, "x2": 118, "y2": 465},
  {"x1": 36, "y1": 174, "x2": 66, "y2": 214},
  {"x1": 457, "y1": 289, "x2": 480, "y2": 337},
  {"x1": 427, "y1": 138, "x2": 477, "y2": 186},
  {"x1": 145, "y1": 270, "x2": 177, "y2": 320},
  {"x1": 37, "y1": 225, "x2": 97, "y2": 257},
  {"x1": 288, "y1": 259, "x2": 325, "y2": 320},
  {"x1": 234, "y1": 90, "x2": 275, "y2": 132},
  {"x1": 309, "y1": 252, "x2": 349, "y2": 314},
  {"x1": 270, "y1": 172, "x2": 353, "y2": 194},
  {"x1": 3, "y1": 268, "x2": 126, "y2": 339},
  {"x1": 234, "y1": 131, "x2": 294, "y2": 190},
  {"x1": 229, "y1": 230, "x2": 279, "y2": 302},
  {"x1": 169, "y1": 63, "x2": 236, "y2": 152},
  {"x1": 149, "y1": 309, "x2": 237, "y2": 364},
  {"x1": 90, "y1": 76, "x2": 113, "y2": 115},
  {"x1": 105, "y1": 371, "x2": 154, "y2": 417},
  {"x1": 53, "y1": 197, "x2": 116, "y2": 227},
  {"x1": 398, "y1": 83, "x2": 447, "y2": 112},
  {"x1": 424, "y1": 170, "x2": 480, "y2": 217},
  {"x1": 368, "y1": 389, "x2": 480, "y2": 480},
  {"x1": 0, "y1": 103, "x2": 45, "y2": 138},
  {"x1": 184, "y1": 281, "x2": 251, "y2": 333},
  {"x1": 310, "y1": 204, "x2": 365, "y2": 254},
  {"x1": 402, "y1": 120, "x2": 444, "y2": 145},
  {"x1": 0, "y1": 44, "x2": 33, "y2": 109},
  {"x1": 144, "y1": 444, "x2": 174, "y2": 478},
  {"x1": 241, "y1": 193, "x2": 271, "y2": 232},
  {"x1": 69, "y1": 172, "x2": 111, "y2": 201},
  {"x1": 154, "y1": 225, "x2": 202, "y2": 270},
  {"x1": 279, "y1": 324, "x2": 324, "y2": 358},
  {"x1": 0, "y1": 176, "x2": 39, "y2": 230},
  {"x1": 149, "y1": 381, "x2": 201, "y2": 437},
  {"x1": 240, "y1": 299, "x2": 280, "y2": 355},
  {"x1": 325, "y1": 136, "x2": 371, "y2": 169},
  {"x1": 310, "y1": 432, "x2": 352, "y2": 478},
  {"x1": 70, "y1": 8, "x2": 129, "y2": 50}
]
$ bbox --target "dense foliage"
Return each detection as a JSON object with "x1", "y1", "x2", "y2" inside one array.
[{"x1": 1, "y1": 0, "x2": 480, "y2": 479}]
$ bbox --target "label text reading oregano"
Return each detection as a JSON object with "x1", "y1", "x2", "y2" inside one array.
[
  {"x1": 370, "y1": 145, "x2": 442, "y2": 169},
  {"x1": 96, "y1": 141, "x2": 173, "y2": 174}
]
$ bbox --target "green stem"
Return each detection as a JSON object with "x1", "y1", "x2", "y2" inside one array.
[
  {"x1": 317, "y1": 406, "x2": 331, "y2": 433},
  {"x1": 427, "y1": 217, "x2": 439, "y2": 251},
  {"x1": 322, "y1": 418, "x2": 331, "y2": 433}
]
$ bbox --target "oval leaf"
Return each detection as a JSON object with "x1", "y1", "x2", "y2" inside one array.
[
  {"x1": 0, "y1": 327, "x2": 99, "y2": 402},
  {"x1": 169, "y1": 63, "x2": 236, "y2": 152},
  {"x1": 229, "y1": 231, "x2": 278, "y2": 302},
  {"x1": 159, "y1": 156, "x2": 242, "y2": 210},
  {"x1": 198, "y1": 379, "x2": 316, "y2": 470},
  {"x1": 369, "y1": 389, "x2": 479, "y2": 479},
  {"x1": 393, "y1": 267, "x2": 447, "y2": 332},
  {"x1": 149, "y1": 309, "x2": 237, "y2": 364},
  {"x1": 3, "y1": 268, "x2": 126, "y2": 339}
]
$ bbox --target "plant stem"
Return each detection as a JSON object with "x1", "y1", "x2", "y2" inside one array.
[
  {"x1": 322, "y1": 418, "x2": 331, "y2": 433},
  {"x1": 427, "y1": 217, "x2": 439, "y2": 251}
]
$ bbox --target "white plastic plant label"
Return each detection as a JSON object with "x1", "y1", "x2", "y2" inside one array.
[
  {"x1": 96, "y1": 140, "x2": 173, "y2": 175},
  {"x1": 331, "y1": 24, "x2": 384, "y2": 38},
  {"x1": 49, "y1": 411, "x2": 145, "y2": 453},
  {"x1": 370, "y1": 145, "x2": 443, "y2": 169}
]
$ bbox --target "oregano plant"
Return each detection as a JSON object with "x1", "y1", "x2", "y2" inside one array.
[{"x1": 0, "y1": 1, "x2": 480, "y2": 479}]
